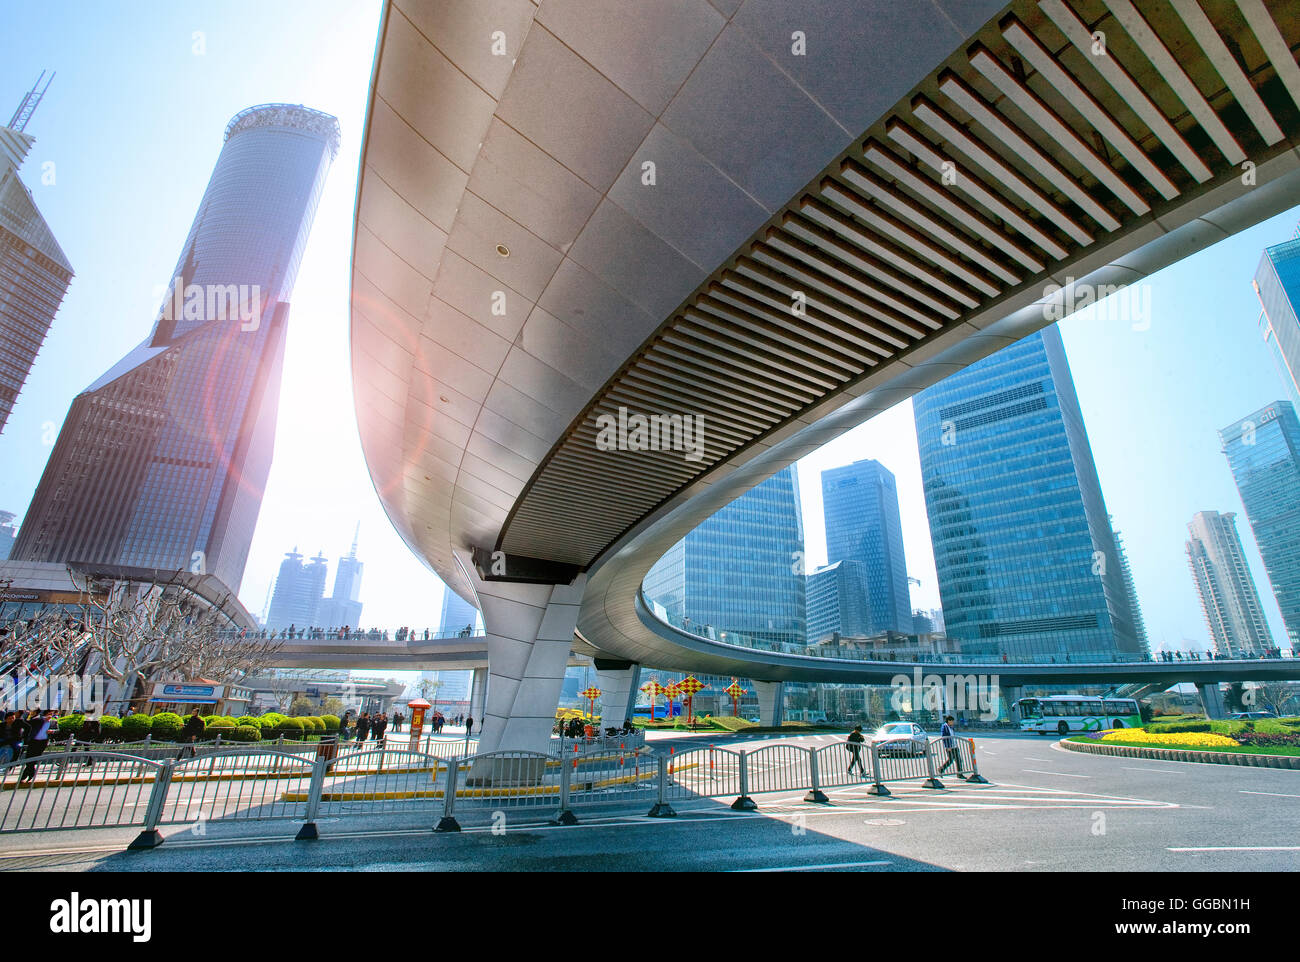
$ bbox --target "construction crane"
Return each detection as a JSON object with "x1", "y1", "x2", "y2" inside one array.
[{"x1": 7, "y1": 71, "x2": 54, "y2": 132}]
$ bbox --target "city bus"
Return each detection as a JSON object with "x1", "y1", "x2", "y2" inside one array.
[{"x1": 1016, "y1": 695, "x2": 1141, "y2": 735}]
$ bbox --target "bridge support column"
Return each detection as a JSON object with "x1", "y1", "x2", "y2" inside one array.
[
  {"x1": 1197, "y1": 682, "x2": 1228, "y2": 720},
  {"x1": 755, "y1": 681, "x2": 784, "y2": 727},
  {"x1": 594, "y1": 662, "x2": 640, "y2": 730},
  {"x1": 469, "y1": 668, "x2": 487, "y2": 726},
  {"x1": 472, "y1": 573, "x2": 586, "y2": 759},
  {"x1": 1001, "y1": 685, "x2": 1023, "y2": 723}
]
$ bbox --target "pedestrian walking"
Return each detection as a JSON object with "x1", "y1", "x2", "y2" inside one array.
[
  {"x1": 937, "y1": 715, "x2": 962, "y2": 776},
  {"x1": 0, "y1": 711, "x2": 18, "y2": 766},
  {"x1": 177, "y1": 708, "x2": 205, "y2": 760},
  {"x1": 465, "y1": 715, "x2": 474, "y2": 738},
  {"x1": 846, "y1": 725, "x2": 867, "y2": 776},
  {"x1": 372, "y1": 712, "x2": 388, "y2": 747},
  {"x1": 355, "y1": 712, "x2": 371, "y2": 747},
  {"x1": 19, "y1": 709, "x2": 54, "y2": 782}
]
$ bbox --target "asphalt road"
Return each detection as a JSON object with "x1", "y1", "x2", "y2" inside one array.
[{"x1": 0, "y1": 732, "x2": 1295, "y2": 871}]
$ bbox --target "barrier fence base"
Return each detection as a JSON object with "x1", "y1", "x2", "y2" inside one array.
[
  {"x1": 804, "y1": 788, "x2": 830, "y2": 804},
  {"x1": 866, "y1": 784, "x2": 892, "y2": 796},
  {"x1": 295, "y1": 822, "x2": 319, "y2": 841},
  {"x1": 922, "y1": 777, "x2": 945, "y2": 790},
  {"x1": 127, "y1": 829, "x2": 164, "y2": 850},
  {"x1": 731, "y1": 795, "x2": 757, "y2": 811},
  {"x1": 646, "y1": 802, "x2": 676, "y2": 818},
  {"x1": 435, "y1": 816, "x2": 462, "y2": 833},
  {"x1": 555, "y1": 809, "x2": 579, "y2": 826}
]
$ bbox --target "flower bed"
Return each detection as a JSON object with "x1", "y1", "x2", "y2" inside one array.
[{"x1": 1101, "y1": 730, "x2": 1240, "y2": 748}]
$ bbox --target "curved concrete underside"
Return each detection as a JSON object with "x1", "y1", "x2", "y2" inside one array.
[{"x1": 351, "y1": 0, "x2": 1300, "y2": 681}]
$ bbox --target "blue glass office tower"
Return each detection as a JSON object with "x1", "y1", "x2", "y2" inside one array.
[
  {"x1": 913, "y1": 326, "x2": 1143, "y2": 660},
  {"x1": 1220, "y1": 402, "x2": 1300, "y2": 648},
  {"x1": 644, "y1": 466, "x2": 805, "y2": 646},
  {"x1": 14, "y1": 105, "x2": 338, "y2": 594},
  {"x1": 1254, "y1": 226, "x2": 1300, "y2": 412},
  {"x1": 806, "y1": 560, "x2": 873, "y2": 642},
  {"x1": 822, "y1": 460, "x2": 911, "y2": 634},
  {"x1": 439, "y1": 587, "x2": 479, "y2": 635}
]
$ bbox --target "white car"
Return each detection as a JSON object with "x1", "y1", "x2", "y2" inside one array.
[{"x1": 871, "y1": 722, "x2": 928, "y2": 757}]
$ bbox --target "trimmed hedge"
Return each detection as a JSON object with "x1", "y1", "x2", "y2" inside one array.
[
  {"x1": 57, "y1": 713, "x2": 85, "y2": 735},
  {"x1": 205, "y1": 717, "x2": 236, "y2": 729},
  {"x1": 122, "y1": 713, "x2": 153, "y2": 740},
  {"x1": 276, "y1": 717, "x2": 305, "y2": 736},
  {"x1": 320, "y1": 714, "x2": 340, "y2": 731},
  {"x1": 236, "y1": 716, "x2": 260, "y2": 728},
  {"x1": 99, "y1": 716, "x2": 122, "y2": 738},
  {"x1": 1146, "y1": 721, "x2": 1213, "y2": 734},
  {"x1": 226, "y1": 725, "x2": 262, "y2": 743},
  {"x1": 303, "y1": 716, "x2": 325, "y2": 733},
  {"x1": 150, "y1": 712, "x2": 184, "y2": 740}
]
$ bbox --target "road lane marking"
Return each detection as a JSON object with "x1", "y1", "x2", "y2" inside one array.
[
  {"x1": 734, "y1": 860, "x2": 893, "y2": 872},
  {"x1": 1239, "y1": 790, "x2": 1300, "y2": 799},
  {"x1": 1023, "y1": 769, "x2": 1090, "y2": 778},
  {"x1": 1169, "y1": 846, "x2": 1300, "y2": 852},
  {"x1": 1122, "y1": 767, "x2": 1185, "y2": 774}
]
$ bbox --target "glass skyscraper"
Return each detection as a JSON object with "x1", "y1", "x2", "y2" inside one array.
[
  {"x1": 13, "y1": 105, "x2": 338, "y2": 594},
  {"x1": 1186, "y1": 510, "x2": 1274, "y2": 657},
  {"x1": 1220, "y1": 401, "x2": 1300, "y2": 648},
  {"x1": 821, "y1": 459, "x2": 911, "y2": 634},
  {"x1": 0, "y1": 81, "x2": 73, "y2": 436},
  {"x1": 439, "y1": 587, "x2": 478, "y2": 636},
  {"x1": 644, "y1": 465, "x2": 805, "y2": 647},
  {"x1": 316, "y1": 525, "x2": 364, "y2": 630},
  {"x1": 913, "y1": 326, "x2": 1143, "y2": 661},
  {"x1": 265, "y1": 548, "x2": 329, "y2": 631},
  {"x1": 1253, "y1": 226, "x2": 1300, "y2": 412},
  {"x1": 805, "y1": 560, "x2": 873, "y2": 642}
]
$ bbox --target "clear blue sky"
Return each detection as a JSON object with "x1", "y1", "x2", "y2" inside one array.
[{"x1": 1, "y1": 1, "x2": 1296, "y2": 653}]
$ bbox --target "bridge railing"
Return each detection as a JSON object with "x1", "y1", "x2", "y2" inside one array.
[{"x1": 0, "y1": 734, "x2": 989, "y2": 845}]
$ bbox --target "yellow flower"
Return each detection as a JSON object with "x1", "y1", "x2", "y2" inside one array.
[{"x1": 1101, "y1": 730, "x2": 1239, "y2": 748}]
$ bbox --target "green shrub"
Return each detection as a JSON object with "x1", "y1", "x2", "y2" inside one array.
[
  {"x1": 98, "y1": 716, "x2": 122, "y2": 740},
  {"x1": 205, "y1": 716, "x2": 236, "y2": 729},
  {"x1": 236, "y1": 716, "x2": 260, "y2": 728},
  {"x1": 709, "y1": 716, "x2": 756, "y2": 732},
  {"x1": 57, "y1": 713, "x2": 85, "y2": 735},
  {"x1": 122, "y1": 713, "x2": 153, "y2": 740},
  {"x1": 320, "y1": 714, "x2": 340, "y2": 731},
  {"x1": 1146, "y1": 720, "x2": 1212, "y2": 734},
  {"x1": 149, "y1": 712, "x2": 184, "y2": 740},
  {"x1": 227, "y1": 725, "x2": 262, "y2": 743},
  {"x1": 276, "y1": 717, "x2": 305, "y2": 736},
  {"x1": 303, "y1": 716, "x2": 325, "y2": 733}
]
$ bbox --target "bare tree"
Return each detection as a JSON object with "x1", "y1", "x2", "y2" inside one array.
[{"x1": 69, "y1": 569, "x2": 281, "y2": 711}]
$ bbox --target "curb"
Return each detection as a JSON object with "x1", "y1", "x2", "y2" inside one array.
[{"x1": 1060, "y1": 738, "x2": 1300, "y2": 770}]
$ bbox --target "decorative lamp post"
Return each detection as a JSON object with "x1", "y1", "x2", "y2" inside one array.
[
  {"x1": 641, "y1": 680, "x2": 665, "y2": 720},
  {"x1": 677, "y1": 676, "x2": 704, "y2": 726},
  {"x1": 580, "y1": 686, "x2": 602, "y2": 722},
  {"x1": 724, "y1": 680, "x2": 747, "y2": 717}
]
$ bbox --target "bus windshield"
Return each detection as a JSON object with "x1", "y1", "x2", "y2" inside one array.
[{"x1": 1017, "y1": 699, "x2": 1042, "y2": 719}]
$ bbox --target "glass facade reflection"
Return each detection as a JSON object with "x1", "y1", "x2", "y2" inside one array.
[
  {"x1": 806, "y1": 560, "x2": 872, "y2": 642},
  {"x1": 912, "y1": 326, "x2": 1143, "y2": 661},
  {"x1": 1220, "y1": 401, "x2": 1300, "y2": 647},
  {"x1": 822, "y1": 459, "x2": 911, "y2": 633},
  {"x1": 14, "y1": 105, "x2": 338, "y2": 593},
  {"x1": 1186, "y1": 510, "x2": 1274, "y2": 656},
  {"x1": 644, "y1": 466, "x2": 805, "y2": 646},
  {"x1": 1254, "y1": 232, "x2": 1300, "y2": 412}
]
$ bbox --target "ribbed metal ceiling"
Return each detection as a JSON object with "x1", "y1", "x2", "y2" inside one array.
[{"x1": 499, "y1": 0, "x2": 1300, "y2": 566}]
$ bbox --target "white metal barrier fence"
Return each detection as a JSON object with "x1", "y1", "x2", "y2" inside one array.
[{"x1": 0, "y1": 736, "x2": 986, "y2": 845}]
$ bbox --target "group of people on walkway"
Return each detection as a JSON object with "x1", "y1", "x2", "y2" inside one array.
[{"x1": 844, "y1": 716, "x2": 964, "y2": 778}]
